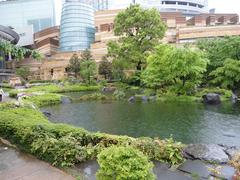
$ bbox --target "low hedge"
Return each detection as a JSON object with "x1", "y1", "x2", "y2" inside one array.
[
  {"x1": 0, "y1": 106, "x2": 184, "y2": 167},
  {"x1": 26, "y1": 84, "x2": 100, "y2": 93},
  {"x1": 22, "y1": 93, "x2": 63, "y2": 107}
]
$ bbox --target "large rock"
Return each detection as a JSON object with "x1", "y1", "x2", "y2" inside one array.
[
  {"x1": 128, "y1": 96, "x2": 135, "y2": 103},
  {"x1": 202, "y1": 93, "x2": 221, "y2": 105},
  {"x1": 102, "y1": 87, "x2": 117, "y2": 92},
  {"x1": 184, "y1": 144, "x2": 229, "y2": 164},
  {"x1": 61, "y1": 96, "x2": 72, "y2": 104}
]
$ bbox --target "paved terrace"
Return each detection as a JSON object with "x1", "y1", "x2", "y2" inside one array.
[{"x1": 0, "y1": 140, "x2": 75, "y2": 180}]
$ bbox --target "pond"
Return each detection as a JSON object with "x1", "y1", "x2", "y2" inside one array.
[{"x1": 42, "y1": 93, "x2": 240, "y2": 146}]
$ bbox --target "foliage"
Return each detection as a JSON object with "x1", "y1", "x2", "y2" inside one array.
[
  {"x1": 78, "y1": 93, "x2": 109, "y2": 101},
  {"x1": 9, "y1": 90, "x2": 18, "y2": 98},
  {"x1": 142, "y1": 44, "x2": 208, "y2": 94},
  {"x1": 113, "y1": 90, "x2": 126, "y2": 100},
  {"x1": 0, "y1": 41, "x2": 41, "y2": 61},
  {"x1": 98, "y1": 57, "x2": 112, "y2": 80},
  {"x1": 67, "y1": 54, "x2": 81, "y2": 78},
  {"x1": 29, "y1": 80, "x2": 57, "y2": 84},
  {"x1": 108, "y1": 4, "x2": 166, "y2": 76},
  {"x1": 197, "y1": 36, "x2": 240, "y2": 73},
  {"x1": 19, "y1": 84, "x2": 99, "y2": 93},
  {"x1": 132, "y1": 137, "x2": 184, "y2": 165},
  {"x1": 23, "y1": 93, "x2": 62, "y2": 107},
  {"x1": 0, "y1": 105, "x2": 184, "y2": 168},
  {"x1": 230, "y1": 152, "x2": 240, "y2": 173},
  {"x1": 96, "y1": 146, "x2": 155, "y2": 180},
  {"x1": 16, "y1": 67, "x2": 31, "y2": 81},
  {"x1": 210, "y1": 59, "x2": 240, "y2": 90},
  {"x1": 79, "y1": 50, "x2": 97, "y2": 84},
  {"x1": 196, "y1": 88, "x2": 232, "y2": 100}
]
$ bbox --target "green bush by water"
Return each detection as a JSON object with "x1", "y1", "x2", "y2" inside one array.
[
  {"x1": 0, "y1": 105, "x2": 184, "y2": 168},
  {"x1": 97, "y1": 146, "x2": 155, "y2": 180}
]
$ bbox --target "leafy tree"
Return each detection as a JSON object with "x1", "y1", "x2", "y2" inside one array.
[
  {"x1": 79, "y1": 50, "x2": 97, "y2": 84},
  {"x1": 0, "y1": 41, "x2": 41, "y2": 61},
  {"x1": 197, "y1": 36, "x2": 240, "y2": 72},
  {"x1": 108, "y1": 4, "x2": 166, "y2": 76},
  {"x1": 67, "y1": 54, "x2": 81, "y2": 78},
  {"x1": 98, "y1": 56, "x2": 112, "y2": 80},
  {"x1": 142, "y1": 44, "x2": 208, "y2": 94},
  {"x1": 210, "y1": 58, "x2": 240, "y2": 91},
  {"x1": 16, "y1": 67, "x2": 31, "y2": 81}
]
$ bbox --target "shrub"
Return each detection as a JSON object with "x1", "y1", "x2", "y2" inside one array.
[
  {"x1": 113, "y1": 90, "x2": 126, "y2": 100},
  {"x1": 196, "y1": 88, "x2": 232, "y2": 100},
  {"x1": 96, "y1": 146, "x2": 155, "y2": 180},
  {"x1": 78, "y1": 93, "x2": 109, "y2": 101},
  {"x1": 29, "y1": 80, "x2": 57, "y2": 84},
  {"x1": 9, "y1": 90, "x2": 18, "y2": 98},
  {"x1": 230, "y1": 152, "x2": 240, "y2": 172},
  {"x1": 0, "y1": 106, "x2": 184, "y2": 168},
  {"x1": 23, "y1": 93, "x2": 62, "y2": 107}
]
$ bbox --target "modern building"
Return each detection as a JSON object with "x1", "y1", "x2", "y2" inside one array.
[
  {"x1": 0, "y1": 0, "x2": 56, "y2": 33},
  {"x1": 0, "y1": 0, "x2": 56, "y2": 47},
  {"x1": 60, "y1": 0, "x2": 95, "y2": 51},
  {"x1": 100, "y1": 0, "x2": 208, "y2": 17}
]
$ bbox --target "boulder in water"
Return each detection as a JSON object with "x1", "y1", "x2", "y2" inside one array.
[
  {"x1": 61, "y1": 96, "x2": 72, "y2": 104},
  {"x1": 202, "y1": 93, "x2": 221, "y2": 105},
  {"x1": 128, "y1": 96, "x2": 135, "y2": 103},
  {"x1": 184, "y1": 144, "x2": 229, "y2": 164}
]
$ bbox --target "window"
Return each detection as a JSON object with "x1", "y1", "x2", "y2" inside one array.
[
  {"x1": 164, "y1": 1, "x2": 177, "y2": 5},
  {"x1": 178, "y1": 1, "x2": 187, "y2": 5}
]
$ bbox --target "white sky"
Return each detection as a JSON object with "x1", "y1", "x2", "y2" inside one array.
[{"x1": 54, "y1": 0, "x2": 240, "y2": 25}]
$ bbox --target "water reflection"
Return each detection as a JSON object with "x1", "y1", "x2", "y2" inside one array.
[{"x1": 42, "y1": 100, "x2": 240, "y2": 146}]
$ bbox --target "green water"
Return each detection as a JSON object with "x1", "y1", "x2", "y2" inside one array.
[{"x1": 42, "y1": 93, "x2": 240, "y2": 146}]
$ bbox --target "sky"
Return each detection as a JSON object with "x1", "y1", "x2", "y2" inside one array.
[{"x1": 54, "y1": 0, "x2": 240, "y2": 24}]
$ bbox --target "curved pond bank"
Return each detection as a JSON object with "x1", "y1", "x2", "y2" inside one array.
[{"x1": 42, "y1": 99, "x2": 240, "y2": 146}]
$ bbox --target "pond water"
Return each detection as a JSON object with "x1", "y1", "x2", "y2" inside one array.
[{"x1": 42, "y1": 92, "x2": 240, "y2": 146}]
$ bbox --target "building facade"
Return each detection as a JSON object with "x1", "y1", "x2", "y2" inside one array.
[
  {"x1": 0, "y1": 25, "x2": 19, "y2": 82},
  {"x1": 102, "y1": 0, "x2": 208, "y2": 16},
  {"x1": 0, "y1": 0, "x2": 56, "y2": 33},
  {"x1": 60, "y1": 0, "x2": 95, "y2": 51}
]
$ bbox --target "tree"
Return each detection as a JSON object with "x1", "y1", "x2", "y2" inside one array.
[
  {"x1": 142, "y1": 44, "x2": 208, "y2": 94},
  {"x1": 98, "y1": 56, "x2": 112, "y2": 80},
  {"x1": 79, "y1": 50, "x2": 97, "y2": 84},
  {"x1": 67, "y1": 54, "x2": 81, "y2": 78},
  {"x1": 16, "y1": 67, "x2": 31, "y2": 81},
  {"x1": 197, "y1": 36, "x2": 240, "y2": 72},
  {"x1": 0, "y1": 41, "x2": 41, "y2": 61},
  {"x1": 210, "y1": 58, "x2": 240, "y2": 91},
  {"x1": 108, "y1": 4, "x2": 166, "y2": 76}
]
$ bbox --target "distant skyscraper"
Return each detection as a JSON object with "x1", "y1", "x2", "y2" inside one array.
[{"x1": 60, "y1": 0, "x2": 95, "y2": 51}]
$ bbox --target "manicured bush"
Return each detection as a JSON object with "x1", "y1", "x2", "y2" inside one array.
[
  {"x1": 113, "y1": 90, "x2": 126, "y2": 100},
  {"x1": 196, "y1": 88, "x2": 232, "y2": 100},
  {"x1": 0, "y1": 106, "x2": 184, "y2": 168},
  {"x1": 25, "y1": 84, "x2": 100, "y2": 93},
  {"x1": 9, "y1": 90, "x2": 18, "y2": 98},
  {"x1": 78, "y1": 93, "x2": 109, "y2": 101},
  {"x1": 97, "y1": 146, "x2": 155, "y2": 180},
  {"x1": 23, "y1": 93, "x2": 62, "y2": 107}
]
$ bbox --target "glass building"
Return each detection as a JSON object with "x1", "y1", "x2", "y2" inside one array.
[
  {"x1": 0, "y1": 0, "x2": 56, "y2": 32},
  {"x1": 60, "y1": 0, "x2": 95, "y2": 51}
]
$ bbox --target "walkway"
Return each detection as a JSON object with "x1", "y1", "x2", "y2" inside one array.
[{"x1": 0, "y1": 141, "x2": 75, "y2": 180}]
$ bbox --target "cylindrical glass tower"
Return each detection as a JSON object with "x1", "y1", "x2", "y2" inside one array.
[{"x1": 60, "y1": 0, "x2": 95, "y2": 52}]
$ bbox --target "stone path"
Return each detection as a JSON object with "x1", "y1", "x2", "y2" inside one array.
[{"x1": 0, "y1": 142, "x2": 75, "y2": 180}]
